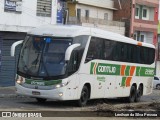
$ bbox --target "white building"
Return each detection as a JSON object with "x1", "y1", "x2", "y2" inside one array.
[
  {"x1": 67, "y1": 0, "x2": 125, "y2": 35},
  {"x1": 0, "y1": 0, "x2": 57, "y2": 86},
  {"x1": 0, "y1": 0, "x2": 57, "y2": 32}
]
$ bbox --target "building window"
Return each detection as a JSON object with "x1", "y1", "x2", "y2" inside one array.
[
  {"x1": 142, "y1": 7, "x2": 149, "y2": 20},
  {"x1": 135, "y1": 7, "x2": 139, "y2": 17},
  {"x1": 133, "y1": 34, "x2": 137, "y2": 40},
  {"x1": 104, "y1": 13, "x2": 108, "y2": 20},
  {"x1": 85, "y1": 10, "x2": 89, "y2": 21},
  {"x1": 77, "y1": 9, "x2": 81, "y2": 22},
  {"x1": 135, "y1": 6, "x2": 140, "y2": 19},
  {"x1": 143, "y1": 9, "x2": 147, "y2": 18},
  {"x1": 37, "y1": 0, "x2": 51, "y2": 17},
  {"x1": 140, "y1": 35, "x2": 144, "y2": 42}
]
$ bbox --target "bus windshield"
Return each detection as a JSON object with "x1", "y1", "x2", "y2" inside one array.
[{"x1": 18, "y1": 36, "x2": 72, "y2": 78}]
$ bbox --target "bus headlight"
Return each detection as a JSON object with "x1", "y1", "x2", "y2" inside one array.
[
  {"x1": 55, "y1": 82, "x2": 68, "y2": 88},
  {"x1": 16, "y1": 76, "x2": 25, "y2": 85}
]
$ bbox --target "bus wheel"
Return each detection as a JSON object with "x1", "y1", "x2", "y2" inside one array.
[
  {"x1": 128, "y1": 86, "x2": 136, "y2": 103},
  {"x1": 156, "y1": 84, "x2": 160, "y2": 90},
  {"x1": 77, "y1": 86, "x2": 89, "y2": 107},
  {"x1": 135, "y1": 85, "x2": 143, "y2": 102},
  {"x1": 36, "y1": 98, "x2": 47, "y2": 103}
]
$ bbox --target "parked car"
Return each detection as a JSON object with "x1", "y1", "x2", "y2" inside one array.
[{"x1": 153, "y1": 76, "x2": 160, "y2": 89}]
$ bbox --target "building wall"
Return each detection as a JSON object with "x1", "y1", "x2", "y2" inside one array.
[
  {"x1": 0, "y1": 0, "x2": 57, "y2": 32},
  {"x1": 156, "y1": 34, "x2": 160, "y2": 76},
  {"x1": 82, "y1": 23, "x2": 125, "y2": 35},
  {"x1": 113, "y1": 0, "x2": 132, "y2": 37},
  {"x1": 131, "y1": 0, "x2": 159, "y2": 45},
  {"x1": 0, "y1": 0, "x2": 58, "y2": 86},
  {"x1": 68, "y1": 3, "x2": 76, "y2": 17},
  {"x1": 67, "y1": 1, "x2": 125, "y2": 35},
  {"x1": 113, "y1": 0, "x2": 132, "y2": 21},
  {"x1": 76, "y1": 4, "x2": 113, "y2": 20},
  {"x1": 135, "y1": 0, "x2": 159, "y2": 6},
  {"x1": 113, "y1": 0, "x2": 159, "y2": 43},
  {"x1": 77, "y1": 0, "x2": 115, "y2": 9},
  {"x1": 146, "y1": 32, "x2": 154, "y2": 44}
]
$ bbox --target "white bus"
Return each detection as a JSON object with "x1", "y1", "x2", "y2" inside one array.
[{"x1": 11, "y1": 25, "x2": 155, "y2": 106}]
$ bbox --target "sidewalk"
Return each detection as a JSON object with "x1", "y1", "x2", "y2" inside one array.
[{"x1": 0, "y1": 86, "x2": 17, "y2": 98}]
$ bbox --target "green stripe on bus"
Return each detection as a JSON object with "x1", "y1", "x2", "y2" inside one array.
[
  {"x1": 125, "y1": 66, "x2": 130, "y2": 76},
  {"x1": 139, "y1": 67, "x2": 155, "y2": 77},
  {"x1": 121, "y1": 77, "x2": 126, "y2": 87},
  {"x1": 90, "y1": 62, "x2": 155, "y2": 77},
  {"x1": 25, "y1": 79, "x2": 62, "y2": 86},
  {"x1": 136, "y1": 67, "x2": 141, "y2": 76},
  {"x1": 90, "y1": 62, "x2": 95, "y2": 74}
]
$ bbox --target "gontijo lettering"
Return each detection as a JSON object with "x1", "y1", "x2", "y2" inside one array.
[{"x1": 98, "y1": 66, "x2": 116, "y2": 73}]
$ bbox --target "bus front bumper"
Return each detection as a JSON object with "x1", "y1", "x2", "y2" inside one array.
[{"x1": 16, "y1": 84, "x2": 65, "y2": 100}]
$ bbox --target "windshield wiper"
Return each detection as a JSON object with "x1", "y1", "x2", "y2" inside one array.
[
  {"x1": 40, "y1": 53, "x2": 50, "y2": 78},
  {"x1": 31, "y1": 53, "x2": 40, "y2": 68}
]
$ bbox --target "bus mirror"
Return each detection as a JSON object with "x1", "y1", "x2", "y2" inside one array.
[
  {"x1": 65, "y1": 44, "x2": 81, "y2": 61},
  {"x1": 11, "y1": 40, "x2": 23, "y2": 56}
]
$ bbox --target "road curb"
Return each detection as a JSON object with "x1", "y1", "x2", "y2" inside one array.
[
  {"x1": 0, "y1": 94, "x2": 17, "y2": 98},
  {"x1": 0, "y1": 86, "x2": 17, "y2": 98}
]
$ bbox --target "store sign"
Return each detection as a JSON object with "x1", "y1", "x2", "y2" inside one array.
[
  {"x1": 4, "y1": 0, "x2": 22, "y2": 12},
  {"x1": 57, "y1": 0, "x2": 63, "y2": 24},
  {"x1": 16, "y1": 2, "x2": 22, "y2": 12}
]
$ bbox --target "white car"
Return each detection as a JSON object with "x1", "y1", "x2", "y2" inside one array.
[{"x1": 153, "y1": 76, "x2": 160, "y2": 89}]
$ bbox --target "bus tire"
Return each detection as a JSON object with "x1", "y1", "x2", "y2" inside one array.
[
  {"x1": 156, "y1": 84, "x2": 160, "y2": 90},
  {"x1": 36, "y1": 98, "x2": 47, "y2": 103},
  {"x1": 128, "y1": 86, "x2": 136, "y2": 103},
  {"x1": 77, "y1": 86, "x2": 89, "y2": 107},
  {"x1": 135, "y1": 85, "x2": 143, "y2": 102}
]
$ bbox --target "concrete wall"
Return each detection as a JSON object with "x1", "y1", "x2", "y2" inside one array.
[
  {"x1": 77, "y1": 0, "x2": 115, "y2": 9},
  {"x1": 76, "y1": 4, "x2": 113, "y2": 20},
  {"x1": 0, "y1": 0, "x2": 57, "y2": 32},
  {"x1": 145, "y1": 32, "x2": 154, "y2": 44},
  {"x1": 82, "y1": 23, "x2": 125, "y2": 35}
]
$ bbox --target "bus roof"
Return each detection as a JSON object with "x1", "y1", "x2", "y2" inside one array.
[{"x1": 28, "y1": 25, "x2": 155, "y2": 49}]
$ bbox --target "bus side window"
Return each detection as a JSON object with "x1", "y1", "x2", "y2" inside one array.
[
  {"x1": 113, "y1": 42, "x2": 120, "y2": 61},
  {"x1": 127, "y1": 45, "x2": 134, "y2": 62},
  {"x1": 85, "y1": 37, "x2": 103, "y2": 62},
  {"x1": 136, "y1": 46, "x2": 141, "y2": 63},
  {"x1": 148, "y1": 48, "x2": 155, "y2": 64},
  {"x1": 104, "y1": 40, "x2": 115, "y2": 60},
  {"x1": 123, "y1": 44, "x2": 128, "y2": 62},
  {"x1": 67, "y1": 50, "x2": 79, "y2": 74},
  {"x1": 143, "y1": 47, "x2": 148, "y2": 64}
]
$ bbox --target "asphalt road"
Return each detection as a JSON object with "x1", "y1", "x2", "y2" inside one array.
[
  {"x1": 0, "y1": 89, "x2": 159, "y2": 111},
  {"x1": 0, "y1": 89, "x2": 159, "y2": 119}
]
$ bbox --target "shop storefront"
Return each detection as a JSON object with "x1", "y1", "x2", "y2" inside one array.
[{"x1": 0, "y1": 32, "x2": 26, "y2": 86}]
